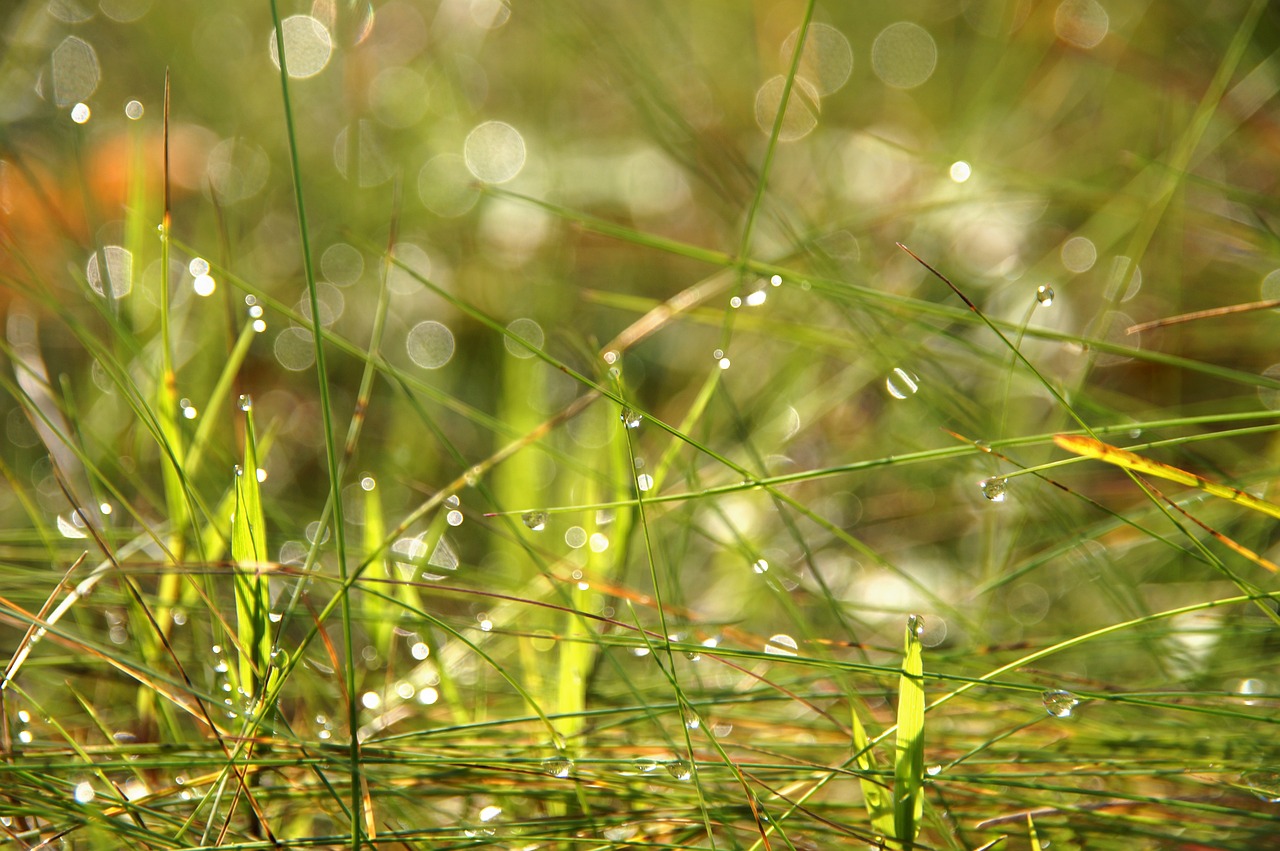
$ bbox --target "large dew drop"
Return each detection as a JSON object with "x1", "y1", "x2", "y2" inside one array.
[
  {"x1": 885, "y1": 367, "x2": 919, "y2": 399},
  {"x1": 764, "y1": 634, "x2": 799, "y2": 657},
  {"x1": 1042, "y1": 689, "x2": 1079, "y2": 718},
  {"x1": 980, "y1": 478, "x2": 1007, "y2": 502}
]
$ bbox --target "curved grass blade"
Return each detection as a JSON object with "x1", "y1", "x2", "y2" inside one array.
[{"x1": 1053, "y1": 434, "x2": 1280, "y2": 522}]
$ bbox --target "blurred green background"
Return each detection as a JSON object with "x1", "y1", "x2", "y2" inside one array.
[{"x1": 1, "y1": 1, "x2": 1279, "y2": 848}]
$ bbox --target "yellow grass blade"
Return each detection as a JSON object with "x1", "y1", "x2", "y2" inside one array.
[{"x1": 1053, "y1": 434, "x2": 1280, "y2": 521}]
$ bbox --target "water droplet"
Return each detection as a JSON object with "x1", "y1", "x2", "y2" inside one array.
[
  {"x1": 238, "y1": 394, "x2": 253, "y2": 411},
  {"x1": 636, "y1": 473, "x2": 654, "y2": 492},
  {"x1": 73, "y1": 781, "x2": 95, "y2": 804},
  {"x1": 1242, "y1": 770, "x2": 1280, "y2": 803},
  {"x1": 1036, "y1": 285, "x2": 1054, "y2": 306},
  {"x1": 1042, "y1": 689, "x2": 1079, "y2": 718},
  {"x1": 446, "y1": 509, "x2": 464, "y2": 527},
  {"x1": 233, "y1": 464, "x2": 244, "y2": 478},
  {"x1": 665, "y1": 759, "x2": 693, "y2": 781},
  {"x1": 542, "y1": 756, "x2": 573, "y2": 778},
  {"x1": 621, "y1": 407, "x2": 642, "y2": 428},
  {"x1": 950, "y1": 161, "x2": 972, "y2": 182},
  {"x1": 752, "y1": 558, "x2": 769, "y2": 574},
  {"x1": 124, "y1": 99, "x2": 144, "y2": 120},
  {"x1": 770, "y1": 274, "x2": 783, "y2": 286},
  {"x1": 764, "y1": 634, "x2": 798, "y2": 656},
  {"x1": 682, "y1": 706, "x2": 701, "y2": 730},
  {"x1": 885, "y1": 367, "x2": 919, "y2": 399},
  {"x1": 522, "y1": 511, "x2": 547, "y2": 531},
  {"x1": 907, "y1": 614, "x2": 924, "y2": 637},
  {"x1": 926, "y1": 764, "x2": 942, "y2": 776},
  {"x1": 633, "y1": 756, "x2": 660, "y2": 773},
  {"x1": 718, "y1": 357, "x2": 731, "y2": 370},
  {"x1": 980, "y1": 477, "x2": 1007, "y2": 502},
  {"x1": 189, "y1": 257, "x2": 210, "y2": 277},
  {"x1": 193, "y1": 273, "x2": 216, "y2": 297}
]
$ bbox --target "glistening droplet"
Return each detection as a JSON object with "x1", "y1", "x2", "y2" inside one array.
[
  {"x1": 542, "y1": 756, "x2": 573, "y2": 778},
  {"x1": 1042, "y1": 689, "x2": 1079, "y2": 718},
  {"x1": 1036, "y1": 285, "x2": 1054, "y2": 306},
  {"x1": 621, "y1": 407, "x2": 642, "y2": 428},
  {"x1": 980, "y1": 478, "x2": 1007, "y2": 502},
  {"x1": 522, "y1": 511, "x2": 547, "y2": 531},
  {"x1": 886, "y1": 367, "x2": 919, "y2": 399}
]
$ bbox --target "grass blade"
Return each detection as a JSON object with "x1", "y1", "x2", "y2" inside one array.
[
  {"x1": 231, "y1": 397, "x2": 269, "y2": 697},
  {"x1": 1053, "y1": 434, "x2": 1280, "y2": 521},
  {"x1": 893, "y1": 616, "x2": 925, "y2": 850}
]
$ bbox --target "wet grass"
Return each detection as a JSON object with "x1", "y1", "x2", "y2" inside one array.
[{"x1": 1, "y1": 0, "x2": 1279, "y2": 848}]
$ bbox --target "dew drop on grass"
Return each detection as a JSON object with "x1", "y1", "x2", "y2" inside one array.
[
  {"x1": 1036, "y1": 285, "x2": 1054, "y2": 306},
  {"x1": 238, "y1": 394, "x2": 253, "y2": 412},
  {"x1": 1242, "y1": 770, "x2": 1280, "y2": 803},
  {"x1": 542, "y1": 756, "x2": 573, "y2": 778},
  {"x1": 621, "y1": 407, "x2": 642, "y2": 428},
  {"x1": 189, "y1": 257, "x2": 210, "y2": 277},
  {"x1": 764, "y1": 634, "x2": 798, "y2": 656},
  {"x1": 682, "y1": 706, "x2": 700, "y2": 730},
  {"x1": 907, "y1": 614, "x2": 924, "y2": 637},
  {"x1": 636, "y1": 473, "x2": 653, "y2": 492},
  {"x1": 980, "y1": 477, "x2": 1007, "y2": 502},
  {"x1": 666, "y1": 759, "x2": 693, "y2": 781},
  {"x1": 522, "y1": 511, "x2": 547, "y2": 531},
  {"x1": 885, "y1": 367, "x2": 919, "y2": 399},
  {"x1": 752, "y1": 558, "x2": 769, "y2": 574},
  {"x1": 1042, "y1": 689, "x2": 1079, "y2": 717},
  {"x1": 73, "y1": 781, "x2": 94, "y2": 804},
  {"x1": 871, "y1": 22, "x2": 937, "y2": 89},
  {"x1": 633, "y1": 756, "x2": 660, "y2": 773},
  {"x1": 464, "y1": 121, "x2": 526, "y2": 183},
  {"x1": 753, "y1": 74, "x2": 820, "y2": 141}
]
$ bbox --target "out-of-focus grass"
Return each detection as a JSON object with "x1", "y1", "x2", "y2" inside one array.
[{"x1": 1, "y1": 0, "x2": 1279, "y2": 848}]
